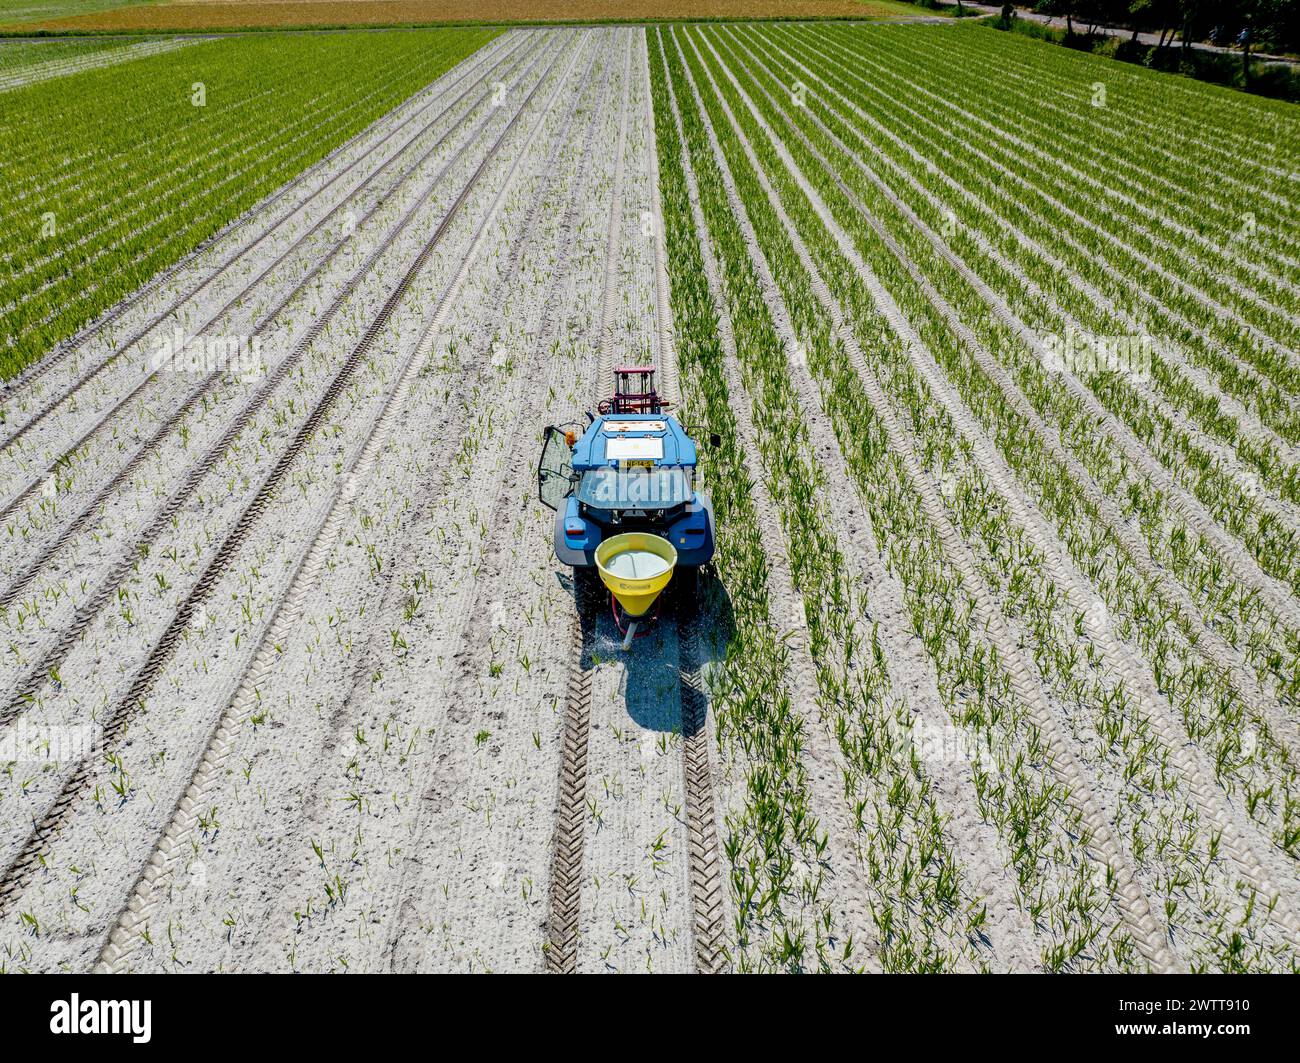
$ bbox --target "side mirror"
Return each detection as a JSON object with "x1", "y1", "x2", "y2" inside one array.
[
  {"x1": 709, "y1": 433, "x2": 722, "y2": 448},
  {"x1": 537, "y1": 426, "x2": 574, "y2": 511}
]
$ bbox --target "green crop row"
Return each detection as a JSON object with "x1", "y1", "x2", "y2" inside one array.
[
  {"x1": 721, "y1": 24, "x2": 1300, "y2": 749},
  {"x1": 749, "y1": 24, "x2": 1300, "y2": 605},
  {"x1": 656, "y1": 28, "x2": 1003, "y2": 972},
  {"x1": 821, "y1": 25, "x2": 1300, "y2": 480},
  {"x1": 925, "y1": 28, "x2": 1300, "y2": 279},
  {"x1": 716, "y1": 23, "x2": 1300, "y2": 856},
  {"x1": 800, "y1": 27, "x2": 1300, "y2": 462},
  {"x1": 929, "y1": 26, "x2": 1300, "y2": 274},
  {"x1": 647, "y1": 30, "x2": 837, "y2": 972},
  {"x1": 936, "y1": 25, "x2": 1300, "y2": 247},
  {"x1": 0, "y1": 35, "x2": 126, "y2": 72},
  {"x1": 680, "y1": 22, "x2": 1297, "y2": 970},
  {"x1": 735, "y1": 23, "x2": 1300, "y2": 712},
  {"x1": 658, "y1": 24, "x2": 1166, "y2": 972},
  {"x1": 0, "y1": 28, "x2": 499, "y2": 378}
]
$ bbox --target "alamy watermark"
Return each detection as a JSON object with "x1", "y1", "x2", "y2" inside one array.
[
  {"x1": 151, "y1": 329, "x2": 264, "y2": 382},
  {"x1": 907, "y1": 717, "x2": 1001, "y2": 770},
  {"x1": 1041, "y1": 328, "x2": 1152, "y2": 381},
  {"x1": 0, "y1": 722, "x2": 100, "y2": 764},
  {"x1": 50, "y1": 994, "x2": 151, "y2": 1043}
]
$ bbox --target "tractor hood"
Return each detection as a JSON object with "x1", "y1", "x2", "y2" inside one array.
[{"x1": 571, "y1": 414, "x2": 698, "y2": 472}]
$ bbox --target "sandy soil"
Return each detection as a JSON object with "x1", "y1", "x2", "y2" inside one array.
[
  {"x1": 2, "y1": 21, "x2": 1295, "y2": 976},
  {"x1": 0, "y1": 25, "x2": 715, "y2": 975}
]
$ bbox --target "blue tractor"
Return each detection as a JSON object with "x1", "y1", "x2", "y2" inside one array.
[{"x1": 538, "y1": 368, "x2": 717, "y2": 639}]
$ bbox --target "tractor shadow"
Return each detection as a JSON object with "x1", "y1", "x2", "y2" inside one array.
[{"x1": 576, "y1": 565, "x2": 734, "y2": 738}]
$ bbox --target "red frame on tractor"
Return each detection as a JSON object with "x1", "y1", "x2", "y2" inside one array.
[{"x1": 597, "y1": 367, "x2": 668, "y2": 416}]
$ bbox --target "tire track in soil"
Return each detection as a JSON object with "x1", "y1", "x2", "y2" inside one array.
[
  {"x1": 548, "y1": 29, "x2": 727, "y2": 974},
  {"x1": 0, "y1": 33, "x2": 555, "y2": 734},
  {"x1": 679, "y1": 25, "x2": 1043, "y2": 972},
  {"x1": 0, "y1": 31, "x2": 575, "y2": 922},
  {"x1": 704, "y1": 25, "x2": 1300, "y2": 951},
  {"x1": 95, "y1": 26, "x2": 607, "y2": 975},
  {"x1": 725, "y1": 26, "x2": 1300, "y2": 772},
  {"x1": 545, "y1": 28, "x2": 635, "y2": 975},
  {"x1": 683, "y1": 25, "x2": 1179, "y2": 974},
  {"x1": 576, "y1": 34, "x2": 706, "y2": 976},
  {"x1": 0, "y1": 33, "x2": 540, "y2": 610},
  {"x1": 371, "y1": 28, "x2": 620, "y2": 973}
]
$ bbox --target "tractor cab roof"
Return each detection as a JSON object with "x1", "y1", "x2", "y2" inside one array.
[{"x1": 573, "y1": 414, "x2": 698, "y2": 472}]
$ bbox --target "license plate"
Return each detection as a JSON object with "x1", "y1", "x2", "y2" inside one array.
[{"x1": 624, "y1": 460, "x2": 653, "y2": 469}]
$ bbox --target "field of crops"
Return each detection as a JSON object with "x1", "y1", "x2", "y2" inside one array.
[
  {"x1": 4, "y1": 0, "x2": 919, "y2": 32},
  {"x1": 0, "y1": 35, "x2": 204, "y2": 92},
  {"x1": 650, "y1": 19, "x2": 1300, "y2": 973},
  {"x1": 0, "y1": 19, "x2": 1297, "y2": 975},
  {"x1": 0, "y1": 29, "x2": 497, "y2": 377},
  {"x1": 0, "y1": 0, "x2": 150, "y2": 26},
  {"x1": 0, "y1": 36, "x2": 131, "y2": 69}
]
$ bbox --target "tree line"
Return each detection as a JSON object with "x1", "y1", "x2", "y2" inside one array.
[{"x1": 1031, "y1": 0, "x2": 1298, "y2": 56}]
